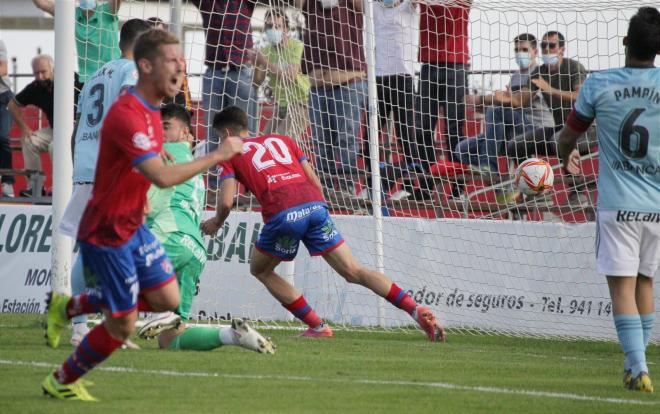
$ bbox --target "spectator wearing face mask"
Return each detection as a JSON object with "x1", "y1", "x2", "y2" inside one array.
[
  {"x1": 253, "y1": 9, "x2": 310, "y2": 150},
  {"x1": 457, "y1": 33, "x2": 553, "y2": 181},
  {"x1": 506, "y1": 31, "x2": 589, "y2": 165}
]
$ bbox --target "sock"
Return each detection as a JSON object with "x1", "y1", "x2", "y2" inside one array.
[
  {"x1": 70, "y1": 255, "x2": 88, "y2": 325},
  {"x1": 641, "y1": 313, "x2": 654, "y2": 349},
  {"x1": 54, "y1": 323, "x2": 123, "y2": 384},
  {"x1": 385, "y1": 283, "x2": 417, "y2": 315},
  {"x1": 283, "y1": 295, "x2": 322, "y2": 329},
  {"x1": 614, "y1": 314, "x2": 647, "y2": 377},
  {"x1": 66, "y1": 292, "x2": 103, "y2": 318},
  {"x1": 168, "y1": 327, "x2": 223, "y2": 351}
]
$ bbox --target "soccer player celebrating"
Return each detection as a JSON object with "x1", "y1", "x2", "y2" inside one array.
[
  {"x1": 201, "y1": 106, "x2": 446, "y2": 342},
  {"x1": 59, "y1": 18, "x2": 152, "y2": 347},
  {"x1": 139, "y1": 103, "x2": 275, "y2": 354},
  {"x1": 558, "y1": 7, "x2": 660, "y2": 393},
  {"x1": 42, "y1": 29, "x2": 244, "y2": 401}
]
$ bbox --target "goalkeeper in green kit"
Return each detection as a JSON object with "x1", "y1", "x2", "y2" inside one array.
[{"x1": 139, "y1": 103, "x2": 275, "y2": 354}]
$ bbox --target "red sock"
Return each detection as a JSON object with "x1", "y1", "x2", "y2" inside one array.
[
  {"x1": 386, "y1": 283, "x2": 417, "y2": 315},
  {"x1": 66, "y1": 293, "x2": 102, "y2": 318},
  {"x1": 283, "y1": 295, "x2": 322, "y2": 329},
  {"x1": 55, "y1": 323, "x2": 123, "y2": 384}
]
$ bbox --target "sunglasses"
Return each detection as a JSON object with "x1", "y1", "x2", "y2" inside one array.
[{"x1": 541, "y1": 41, "x2": 558, "y2": 49}]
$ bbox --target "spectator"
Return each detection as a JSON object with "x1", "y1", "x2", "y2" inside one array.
[
  {"x1": 416, "y1": 0, "x2": 472, "y2": 199},
  {"x1": 456, "y1": 33, "x2": 554, "y2": 175},
  {"x1": 297, "y1": 0, "x2": 367, "y2": 194},
  {"x1": 7, "y1": 54, "x2": 55, "y2": 196},
  {"x1": 190, "y1": 0, "x2": 259, "y2": 190},
  {"x1": 32, "y1": 0, "x2": 122, "y2": 86},
  {"x1": 252, "y1": 9, "x2": 310, "y2": 150},
  {"x1": 146, "y1": 17, "x2": 193, "y2": 110},
  {"x1": 147, "y1": 16, "x2": 166, "y2": 30},
  {"x1": 506, "y1": 31, "x2": 589, "y2": 164},
  {"x1": 0, "y1": 39, "x2": 14, "y2": 197},
  {"x1": 7, "y1": 55, "x2": 79, "y2": 196},
  {"x1": 358, "y1": 0, "x2": 420, "y2": 201}
]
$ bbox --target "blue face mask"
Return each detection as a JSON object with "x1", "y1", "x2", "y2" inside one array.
[
  {"x1": 265, "y1": 29, "x2": 283, "y2": 45},
  {"x1": 381, "y1": 0, "x2": 399, "y2": 7},
  {"x1": 515, "y1": 52, "x2": 532, "y2": 69},
  {"x1": 542, "y1": 53, "x2": 560, "y2": 66},
  {"x1": 79, "y1": 0, "x2": 96, "y2": 10}
]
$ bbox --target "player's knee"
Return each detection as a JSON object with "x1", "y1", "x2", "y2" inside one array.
[
  {"x1": 338, "y1": 264, "x2": 363, "y2": 284},
  {"x1": 106, "y1": 317, "x2": 136, "y2": 341}
]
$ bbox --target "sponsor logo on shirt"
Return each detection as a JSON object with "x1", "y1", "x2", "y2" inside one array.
[
  {"x1": 266, "y1": 172, "x2": 302, "y2": 184},
  {"x1": 616, "y1": 211, "x2": 660, "y2": 223}
]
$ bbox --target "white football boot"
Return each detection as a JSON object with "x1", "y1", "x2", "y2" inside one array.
[
  {"x1": 231, "y1": 318, "x2": 276, "y2": 354},
  {"x1": 137, "y1": 311, "x2": 182, "y2": 339}
]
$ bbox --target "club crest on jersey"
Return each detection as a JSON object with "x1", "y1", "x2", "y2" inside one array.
[{"x1": 132, "y1": 132, "x2": 155, "y2": 150}]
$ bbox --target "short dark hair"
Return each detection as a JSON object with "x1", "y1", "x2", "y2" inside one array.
[
  {"x1": 119, "y1": 19, "x2": 152, "y2": 52},
  {"x1": 265, "y1": 8, "x2": 289, "y2": 29},
  {"x1": 212, "y1": 106, "x2": 248, "y2": 135},
  {"x1": 514, "y1": 33, "x2": 537, "y2": 49},
  {"x1": 161, "y1": 103, "x2": 191, "y2": 130},
  {"x1": 133, "y1": 29, "x2": 180, "y2": 72},
  {"x1": 147, "y1": 16, "x2": 166, "y2": 28},
  {"x1": 543, "y1": 31, "x2": 566, "y2": 48},
  {"x1": 627, "y1": 7, "x2": 660, "y2": 61}
]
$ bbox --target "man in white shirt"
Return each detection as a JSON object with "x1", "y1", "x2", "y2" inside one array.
[{"x1": 366, "y1": 0, "x2": 420, "y2": 200}]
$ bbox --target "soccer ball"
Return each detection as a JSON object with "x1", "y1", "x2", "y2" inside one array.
[{"x1": 514, "y1": 158, "x2": 554, "y2": 196}]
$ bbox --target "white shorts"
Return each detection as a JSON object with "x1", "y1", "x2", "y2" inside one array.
[
  {"x1": 59, "y1": 183, "x2": 94, "y2": 238},
  {"x1": 596, "y1": 210, "x2": 660, "y2": 277}
]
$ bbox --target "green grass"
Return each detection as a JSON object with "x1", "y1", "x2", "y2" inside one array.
[{"x1": 0, "y1": 314, "x2": 658, "y2": 413}]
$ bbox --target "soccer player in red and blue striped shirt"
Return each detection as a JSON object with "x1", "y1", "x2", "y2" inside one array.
[{"x1": 41, "y1": 29, "x2": 244, "y2": 401}]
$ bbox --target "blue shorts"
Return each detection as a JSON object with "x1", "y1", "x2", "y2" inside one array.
[
  {"x1": 79, "y1": 225, "x2": 176, "y2": 317},
  {"x1": 256, "y1": 202, "x2": 345, "y2": 261}
]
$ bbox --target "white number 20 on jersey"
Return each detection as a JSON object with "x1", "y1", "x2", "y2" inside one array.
[{"x1": 244, "y1": 137, "x2": 293, "y2": 171}]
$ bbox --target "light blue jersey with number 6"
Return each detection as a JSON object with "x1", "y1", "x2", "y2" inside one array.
[
  {"x1": 574, "y1": 67, "x2": 660, "y2": 212},
  {"x1": 73, "y1": 58, "x2": 138, "y2": 183}
]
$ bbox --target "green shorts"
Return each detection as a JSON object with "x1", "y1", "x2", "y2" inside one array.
[{"x1": 162, "y1": 233, "x2": 207, "y2": 320}]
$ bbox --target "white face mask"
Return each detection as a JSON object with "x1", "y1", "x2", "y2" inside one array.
[
  {"x1": 515, "y1": 52, "x2": 532, "y2": 69},
  {"x1": 265, "y1": 29, "x2": 283, "y2": 45},
  {"x1": 542, "y1": 53, "x2": 560, "y2": 66},
  {"x1": 79, "y1": 0, "x2": 96, "y2": 10}
]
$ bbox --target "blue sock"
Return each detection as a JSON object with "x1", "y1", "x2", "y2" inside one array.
[
  {"x1": 70, "y1": 254, "x2": 88, "y2": 325},
  {"x1": 641, "y1": 313, "x2": 654, "y2": 349},
  {"x1": 614, "y1": 314, "x2": 647, "y2": 376}
]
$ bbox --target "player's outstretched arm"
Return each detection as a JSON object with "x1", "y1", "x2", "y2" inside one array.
[
  {"x1": 138, "y1": 136, "x2": 243, "y2": 188},
  {"x1": 201, "y1": 177, "x2": 238, "y2": 236},
  {"x1": 300, "y1": 160, "x2": 323, "y2": 193},
  {"x1": 557, "y1": 125, "x2": 582, "y2": 175}
]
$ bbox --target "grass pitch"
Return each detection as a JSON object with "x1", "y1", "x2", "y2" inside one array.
[{"x1": 0, "y1": 314, "x2": 658, "y2": 413}]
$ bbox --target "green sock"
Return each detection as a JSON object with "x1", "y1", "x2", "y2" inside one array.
[{"x1": 168, "y1": 327, "x2": 222, "y2": 351}]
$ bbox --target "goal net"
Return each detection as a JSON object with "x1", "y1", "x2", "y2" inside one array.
[{"x1": 80, "y1": 0, "x2": 659, "y2": 341}]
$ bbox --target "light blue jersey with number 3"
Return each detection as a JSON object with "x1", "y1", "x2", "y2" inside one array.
[
  {"x1": 574, "y1": 67, "x2": 660, "y2": 212},
  {"x1": 74, "y1": 58, "x2": 138, "y2": 182}
]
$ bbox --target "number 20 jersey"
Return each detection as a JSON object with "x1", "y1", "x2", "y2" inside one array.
[
  {"x1": 218, "y1": 134, "x2": 326, "y2": 223},
  {"x1": 74, "y1": 58, "x2": 138, "y2": 183},
  {"x1": 572, "y1": 67, "x2": 660, "y2": 212}
]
